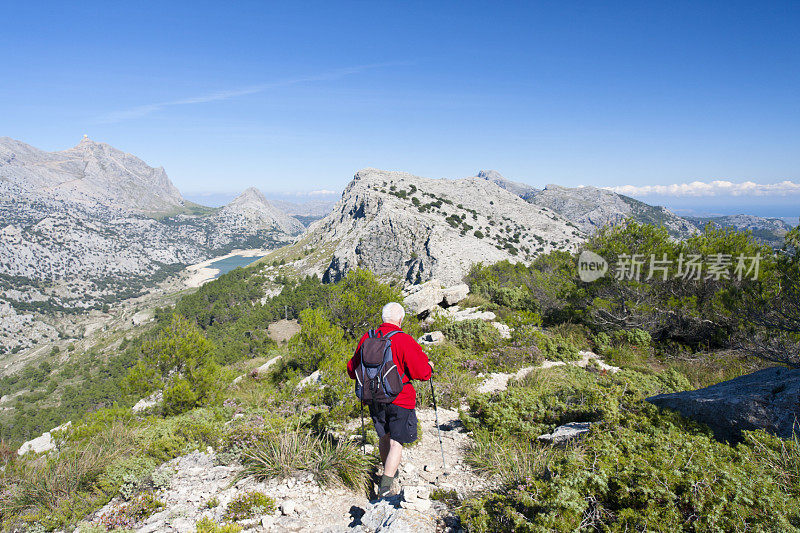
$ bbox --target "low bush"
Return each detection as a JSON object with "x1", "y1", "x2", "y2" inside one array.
[
  {"x1": 459, "y1": 423, "x2": 800, "y2": 532},
  {"x1": 196, "y1": 516, "x2": 243, "y2": 533},
  {"x1": 535, "y1": 332, "x2": 581, "y2": 362},
  {"x1": 440, "y1": 319, "x2": 502, "y2": 352},
  {"x1": 95, "y1": 491, "x2": 164, "y2": 530},
  {"x1": 223, "y1": 491, "x2": 275, "y2": 521}
]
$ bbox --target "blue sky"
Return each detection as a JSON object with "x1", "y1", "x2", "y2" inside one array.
[{"x1": 1, "y1": 1, "x2": 798, "y2": 216}]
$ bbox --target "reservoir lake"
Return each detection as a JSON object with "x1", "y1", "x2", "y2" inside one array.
[{"x1": 208, "y1": 254, "x2": 265, "y2": 278}]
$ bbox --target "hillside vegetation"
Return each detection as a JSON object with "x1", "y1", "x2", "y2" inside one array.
[{"x1": 1, "y1": 222, "x2": 798, "y2": 531}]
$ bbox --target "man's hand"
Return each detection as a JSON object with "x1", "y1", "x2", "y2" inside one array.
[{"x1": 429, "y1": 361, "x2": 434, "y2": 373}]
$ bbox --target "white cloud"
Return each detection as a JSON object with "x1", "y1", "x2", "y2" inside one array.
[{"x1": 606, "y1": 180, "x2": 800, "y2": 197}]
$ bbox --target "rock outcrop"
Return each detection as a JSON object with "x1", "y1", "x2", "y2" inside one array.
[
  {"x1": 647, "y1": 366, "x2": 800, "y2": 442},
  {"x1": 402, "y1": 280, "x2": 469, "y2": 316},
  {"x1": 17, "y1": 421, "x2": 71, "y2": 455}
]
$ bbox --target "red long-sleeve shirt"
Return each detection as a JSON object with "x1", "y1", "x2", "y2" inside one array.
[{"x1": 347, "y1": 322, "x2": 432, "y2": 409}]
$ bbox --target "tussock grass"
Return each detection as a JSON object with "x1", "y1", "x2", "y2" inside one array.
[
  {"x1": 466, "y1": 429, "x2": 552, "y2": 483},
  {"x1": 0, "y1": 421, "x2": 139, "y2": 527},
  {"x1": 238, "y1": 424, "x2": 376, "y2": 492}
]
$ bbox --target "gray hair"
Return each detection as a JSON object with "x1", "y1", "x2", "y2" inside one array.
[{"x1": 381, "y1": 302, "x2": 406, "y2": 324}]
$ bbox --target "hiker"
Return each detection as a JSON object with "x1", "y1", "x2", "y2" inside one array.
[{"x1": 347, "y1": 301, "x2": 433, "y2": 497}]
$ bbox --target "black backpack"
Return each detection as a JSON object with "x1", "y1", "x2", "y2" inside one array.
[{"x1": 354, "y1": 330, "x2": 407, "y2": 404}]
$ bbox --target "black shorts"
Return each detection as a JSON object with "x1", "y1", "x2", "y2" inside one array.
[{"x1": 368, "y1": 403, "x2": 418, "y2": 444}]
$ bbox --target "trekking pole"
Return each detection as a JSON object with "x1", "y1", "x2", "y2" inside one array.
[
  {"x1": 360, "y1": 400, "x2": 366, "y2": 455},
  {"x1": 429, "y1": 377, "x2": 447, "y2": 471}
]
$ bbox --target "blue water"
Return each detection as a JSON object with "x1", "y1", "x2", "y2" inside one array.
[{"x1": 209, "y1": 254, "x2": 265, "y2": 278}]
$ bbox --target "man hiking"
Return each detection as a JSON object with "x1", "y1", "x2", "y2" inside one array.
[{"x1": 347, "y1": 301, "x2": 433, "y2": 497}]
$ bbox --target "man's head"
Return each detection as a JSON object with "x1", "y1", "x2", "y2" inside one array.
[{"x1": 381, "y1": 302, "x2": 406, "y2": 327}]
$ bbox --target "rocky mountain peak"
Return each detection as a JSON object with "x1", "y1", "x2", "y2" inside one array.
[
  {"x1": 477, "y1": 169, "x2": 505, "y2": 181},
  {"x1": 296, "y1": 168, "x2": 585, "y2": 285},
  {"x1": 218, "y1": 187, "x2": 304, "y2": 235},
  {"x1": 2, "y1": 136, "x2": 185, "y2": 215},
  {"x1": 231, "y1": 186, "x2": 269, "y2": 205}
]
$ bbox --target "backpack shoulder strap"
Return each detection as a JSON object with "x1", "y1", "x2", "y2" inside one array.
[{"x1": 382, "y1": 330, "x2": 409, "y2": 383}]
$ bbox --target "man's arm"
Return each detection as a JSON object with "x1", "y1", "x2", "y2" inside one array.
[
  {"x1": 402, "y1": 334, "x2": 433, "y2": 381},
  {"x1": 347, "y1": 334, "x2": 368, "y2": 379}
]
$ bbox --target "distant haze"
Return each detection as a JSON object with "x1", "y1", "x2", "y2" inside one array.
[{"x1": 185, "y1": 190, "x2": 340, "y2": 208}]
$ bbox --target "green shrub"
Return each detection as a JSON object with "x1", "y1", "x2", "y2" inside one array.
[
  {"x1": 459, "y1": 423, "x2": 800, "y2": 532},
  {"x1": 223, "y1": 491, "x2": 275, "y2": 521},
  {"x1": 535, "y1": 332, "x2": 581, "y2": 362},
  {"x1": 196, "y1": 517, "x2": 242, "y2": 533},
  {"x1": 441, "y1": 319, "x2": 502, "y2": 352},
  {"x1": 466, "y1": 366, "x2": 691, "y2": 440},
  {"x1": 124, "y1": 314, "x2": 222, "y2": 416}
]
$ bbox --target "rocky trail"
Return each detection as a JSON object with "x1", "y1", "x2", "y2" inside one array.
[
  {"x1": 88, "y1": 405, "x2": 480, "y2": 532},
  {"x1": 86, "y1": 353, "x2": 617, "y2": 532}
]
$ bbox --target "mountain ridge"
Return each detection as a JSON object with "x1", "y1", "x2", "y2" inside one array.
[{"x1": 262, "y1": 168, "x2": 585, "y2": 286}]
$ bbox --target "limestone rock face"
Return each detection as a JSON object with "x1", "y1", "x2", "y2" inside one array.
[
  {"x1": 307, "y1": 168, "x2": 584, "y2": 286},
  {"x1": 647, "y1": 367, "x2": 800, "y2": 442}
]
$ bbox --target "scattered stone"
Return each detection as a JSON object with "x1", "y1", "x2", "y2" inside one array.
[
  {"x1": 538, "y1": 422, "x2": 593, "y2": 444},
  {"x1": 647, "y1": 366, "x2": 800, "y2": 442},
  {"x1": 281, "y1": 499, "x2": 298, "y2": 515},
  {"x1": 490, "y1": 321, "x2": 512, "y2": 339}
]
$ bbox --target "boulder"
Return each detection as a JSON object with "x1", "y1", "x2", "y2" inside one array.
[
  {"x1": 537, "y1": 422, "x2": 593, "y2": 444},
  {"x1": 417, "y1": 331, "x2": 445, "y2": 346},
  {"x1": 647, "y1": 366, "x2": 800, "y2": 442},
  {"x1": 296, "y1": 370, "x2": 323, "y2": 390},
  {"x1": 440, "y1": 283, "x2": 469, "y2": 307},
  {"x1": 17, "y1": 421, "x2": 71, "y2": 455},
  {"x1": 251, "y1": 355, "x2": 283, "y2": 378},
  {"x1": 403, "y1": 280, "x2": 443, "y2": 315}
]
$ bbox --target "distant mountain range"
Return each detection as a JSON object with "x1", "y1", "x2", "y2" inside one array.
[
  {"x1": 475, "y1": 169, "x2": 794, "y2": 244},
  {"x1": 1, "y1": 137, "x2": 794, "y2": 355},
  {"x1": 0, "y1": 137, "x2": 303, "y2": 354}
]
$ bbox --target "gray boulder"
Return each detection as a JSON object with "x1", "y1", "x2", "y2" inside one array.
[
  {"x1": 647, "y1": 366, "x2": 800, "y2": 442},
  {"x1": 538, "y1": 422, "x2": 592, "y2": 444}
]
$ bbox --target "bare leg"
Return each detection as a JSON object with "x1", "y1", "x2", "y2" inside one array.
[
  {"x1": 378, "y1": 433, "x2": 391, "y2": 467},
  {"x1": 383, "y1": 438, "x2": 403, "y2": 477}
]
